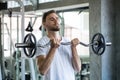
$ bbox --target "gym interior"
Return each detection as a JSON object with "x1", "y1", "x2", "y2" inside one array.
[{"x1": 0, "y1": 0, "x2": 120, "y2": 80}]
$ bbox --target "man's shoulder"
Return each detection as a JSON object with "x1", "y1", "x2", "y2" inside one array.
[
  {"x1": 38, "y1": 36, "x2": 50, "y2": 44},
  {"x1": 39, "y1": 36, "x2": 48, "y2": 40}
]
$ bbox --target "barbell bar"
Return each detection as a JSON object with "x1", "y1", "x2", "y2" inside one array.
[
  {"x1": 15, "y1": 33, "x2": 112, "y2": 57},
  {"x1": 15, "y1": 42, "x2": 92, "y2": 48},
  {"x1": 15, "y1": 41, "x2": 111, "y2": 48}
]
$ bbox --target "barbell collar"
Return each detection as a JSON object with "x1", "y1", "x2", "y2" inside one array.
[{"x1": 106, "y1": 42, "x2": 112, "y2": 46}]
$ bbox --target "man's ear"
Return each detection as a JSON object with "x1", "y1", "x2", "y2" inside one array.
[
  {"x1": 42, "y1": 22, "x2": 46, "y2": 26},
  {"x1": 39, "y1": 25, "x2": 46, "y2": 31},
  {"x1": 42, "y1": 25, "x2": 46, "y2": 31},
  {"x1": 42, "y1": 24, "x2": 46, "y2": 31}
]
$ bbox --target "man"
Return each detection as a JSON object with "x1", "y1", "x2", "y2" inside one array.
[{"x1": 36, "y1": 10, "x2": 81, "y2": 80}]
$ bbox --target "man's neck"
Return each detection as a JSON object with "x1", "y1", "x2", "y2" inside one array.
[{"x1": 47, "y1": 31, "x2": 61, "y2": 40}]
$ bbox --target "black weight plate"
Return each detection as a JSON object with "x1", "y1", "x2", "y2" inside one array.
[
  {"x1": 91, "y1": 33, "x2": 105, "y2": 55},
  {"x1": 23, "y1": 33, "x2": 36, "y2": 57}
]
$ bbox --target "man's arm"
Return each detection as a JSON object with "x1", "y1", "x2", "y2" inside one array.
[
  {"x1": 36, "y1": 48, "x2": 57, "y2": 75},
  {"x1": 36, "y1": 39, "x2": 60, "y2": 75},
  {"x1": 71, "y1": 38, "x2": 81, "y2": 72}
]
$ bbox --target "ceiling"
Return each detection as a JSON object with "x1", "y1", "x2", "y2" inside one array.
[{"x1": 0, "y1": 0, "x2": 89, "y2": 13}]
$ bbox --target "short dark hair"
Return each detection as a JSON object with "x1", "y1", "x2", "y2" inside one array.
[{"x1": 42, "y1": 10, "x2": 56, "y2": 23}]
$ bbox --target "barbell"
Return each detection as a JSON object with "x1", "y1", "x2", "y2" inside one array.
[{"x1": 15, "y1": 33, "x2": 112, "y2": 58}]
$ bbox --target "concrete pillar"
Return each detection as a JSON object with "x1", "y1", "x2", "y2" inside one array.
[
  {"x1": 101, "y1": 0, "x2": 115, "y2": 80},
  {"x1": 115, "y1": 0, "x2": 120, "y2": 80},
  {"x1": 0, "y1": 18, "x2": 1, "y2": 68},
  {"x1": 89, "y1": 0, "x2": 116, "y2": 80},
  {"x1": 89, "y1": 0, "x2": 102, "y2": 80}
]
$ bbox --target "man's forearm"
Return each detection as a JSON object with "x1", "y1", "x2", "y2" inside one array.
[
  {"x1": 39, "y1": 48, "x2": 57, "y2": 75},
  {"x1": 71, "y1": 47, "x2": 81, "y2": 72}
]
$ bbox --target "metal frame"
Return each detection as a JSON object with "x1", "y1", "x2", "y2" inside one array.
[{"x1": 0, "y1": 0, "x2": 25, "y2": 80}]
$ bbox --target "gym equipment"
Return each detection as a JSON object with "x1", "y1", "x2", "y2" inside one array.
[
  {"x1": 23, "y1": 33, "x2": 36, "y2": 57},
  {"x1": 15, "y1": 33, "x2": 112, "y2": 57}
]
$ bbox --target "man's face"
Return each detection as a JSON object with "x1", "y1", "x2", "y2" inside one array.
[{"x1": 43, "y1": 13, "x2": 60, "y2": 31}]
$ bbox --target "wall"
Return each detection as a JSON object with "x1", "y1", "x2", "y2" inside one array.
[{"x1": 115, "y1": 0, "x2": 120, "y2": 79}]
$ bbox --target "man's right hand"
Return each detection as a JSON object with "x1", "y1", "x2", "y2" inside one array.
[{"x1": 50, "y1": 38, "x2": 60, "y2": 48}]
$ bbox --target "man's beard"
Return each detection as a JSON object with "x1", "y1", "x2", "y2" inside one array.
[
  {"x1": 50, "y1": 28, "x2": 60, "y2": 31},
  {"x1": 49, "y1": 26, "x2": 60, "y2": 31}
]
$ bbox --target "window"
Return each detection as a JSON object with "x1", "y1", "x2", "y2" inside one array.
[{"x1": 59, "y1": 10, "x2": 89, "y2": 57}]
